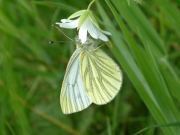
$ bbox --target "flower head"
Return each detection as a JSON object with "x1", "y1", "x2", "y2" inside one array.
[{"x1": 56, "y1": 10, "x2": 111, "y2": 44}]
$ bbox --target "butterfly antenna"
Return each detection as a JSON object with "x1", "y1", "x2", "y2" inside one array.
[
  {"x1": 95, "y1": 44, "x2": 104, "y2": 50},
  {"x1": 52, "y1": 24, "x2": 74, "y2": 41},
  {"x1": 48, "y1": 40, "x2": 72, "y2": 45},
  {"x1": 89, "y1": 42, "x2": 105, "y2": 52}
]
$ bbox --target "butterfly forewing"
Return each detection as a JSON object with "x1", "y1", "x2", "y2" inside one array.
[
  {"x1": 60, "y1": 49, "x2": 92, "y2": 114},
  {"x1": 80, "y1": 49, "x2": 123, "y2": 105}
]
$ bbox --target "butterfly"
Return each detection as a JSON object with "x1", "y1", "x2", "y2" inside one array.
[{"x1": 60, "y1": 38, "x2": 123, "y2": 114}]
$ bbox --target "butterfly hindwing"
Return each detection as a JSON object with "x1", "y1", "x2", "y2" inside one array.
[
  {"x1": 60, "y1": 49, "x2": 92, "y2": 114},
  {"x1": 80, "y1": 49, "x2": 123, "y2": 105}
]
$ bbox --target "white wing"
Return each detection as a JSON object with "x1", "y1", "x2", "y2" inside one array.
[
  {"x1": 60, "y1": 49, "x2": 92, "y2": 114},
  {"x1": 80, "y1": 49, "x2": 123, "y2": 105}
]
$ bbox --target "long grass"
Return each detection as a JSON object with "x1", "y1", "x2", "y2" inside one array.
[{"x1": 0, "y1": 0, "x2": 179, "y2": 135}]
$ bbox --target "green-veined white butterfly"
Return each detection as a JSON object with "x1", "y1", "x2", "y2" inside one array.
[{"x1": 60, "y1": 38, "x2": 123, "y2": 114}]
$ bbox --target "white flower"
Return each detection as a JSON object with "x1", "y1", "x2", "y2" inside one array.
[{"x1": 56, "y1": 10, "x2": 111, "y2": 44}]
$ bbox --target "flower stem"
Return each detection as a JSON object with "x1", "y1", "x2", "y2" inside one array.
[{"x1": 87, "y1": 0, "x2": 96, "y2": 10}]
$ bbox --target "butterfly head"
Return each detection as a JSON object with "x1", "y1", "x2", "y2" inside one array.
[{"x1": 75, "y1": 36, "x2": 101, "y2": 50}]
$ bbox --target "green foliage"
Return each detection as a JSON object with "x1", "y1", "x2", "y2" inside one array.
[{"x1": 0, "y1": 0, "x2": 179, "y2": 135}]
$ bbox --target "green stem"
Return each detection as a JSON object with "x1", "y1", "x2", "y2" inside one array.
[{"x1": 87, "y1": 0, "x2": 96, "y2": 10}]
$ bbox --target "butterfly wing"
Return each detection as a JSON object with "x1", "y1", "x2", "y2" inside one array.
[
  {"x1": 60, "y1": 49, "x2": 92, "y2": 114},
  {"x1": 80, "y1": 49, "x2": 123, "y2": 105}
]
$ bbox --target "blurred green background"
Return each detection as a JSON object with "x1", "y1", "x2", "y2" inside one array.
[{"x1": 0, "y1": 0, "x2": 180, "y2": 135}]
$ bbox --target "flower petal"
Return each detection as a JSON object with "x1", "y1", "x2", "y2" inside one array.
[
  {"x1": 87, "y1": 18, "x2": 99, "y2": 39},
  {"x1": 99, "y1": 33, "x2": 109, "y2": 42},
  {"x1": 56, "y1": 19, "x2": 79, "y2": 29},
  {"x1": 78, "y1": 21, "x2": 88, "y2": 43},
  {"x1": 86, "y1": 17, "x2": 111, "y2": 42},
  {"x1": 61, "y1": 19, "x2": 72, "y2": 23},
  {"x1": 87, "y1": 20, "x2": 109, "y2": 42},
  {"x1": 102, "y1": 30, "x2": 112, "y2": 36}
]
